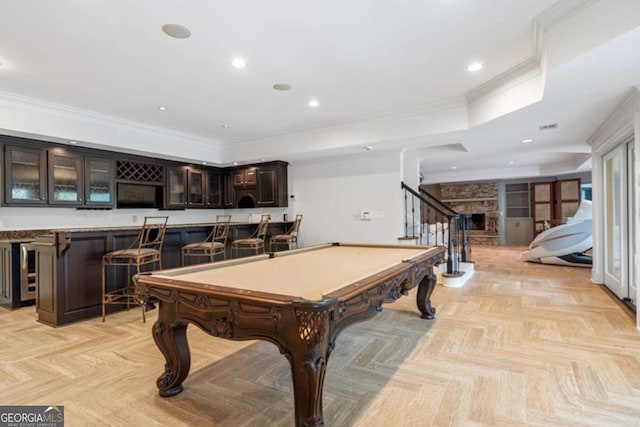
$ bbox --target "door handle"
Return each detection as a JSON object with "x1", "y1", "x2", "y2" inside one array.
[{"x1": 21, "y1": 245, "x2": 28, "y2": 270}]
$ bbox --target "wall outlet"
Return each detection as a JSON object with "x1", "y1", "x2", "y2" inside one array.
[{"x1": 132, "y1": 215, "x2": 138, "y2": 223}]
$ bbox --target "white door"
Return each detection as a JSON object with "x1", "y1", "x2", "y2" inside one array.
[
  {"x1": 628, "y1": 142, "x2": 636, "y2": 305},
  {"x1": 603, "y1": 146, "x2": 627, "y2": 298}
]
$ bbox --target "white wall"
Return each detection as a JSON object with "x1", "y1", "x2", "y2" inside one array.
[{"x1": 288, "y1": 150, "x2": 403, "y2": 247}]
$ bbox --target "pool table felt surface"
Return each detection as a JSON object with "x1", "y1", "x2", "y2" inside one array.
[{"x1": 148, "y1": 245, "x2": 433, "y2": 300}]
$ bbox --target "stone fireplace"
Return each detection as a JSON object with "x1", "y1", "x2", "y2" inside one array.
[{"x1": 424, "y1": 181, "x2": 499, "y2": 245}]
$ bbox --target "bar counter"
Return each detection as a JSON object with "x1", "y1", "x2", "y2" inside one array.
[{"x1": 29, "y1": 221, "x2": 293, "y2": 326}]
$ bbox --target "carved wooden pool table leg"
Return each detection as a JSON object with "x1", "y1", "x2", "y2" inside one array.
[
  {"x1": 152, "y1": 318, "x2": 191, "y2": 397},
  {"x1": 286, "y1": 306, "x2": 332, "y2": 427},
  {"x1": 416, "y1": 268, "x2": 438, "y2": 319}
]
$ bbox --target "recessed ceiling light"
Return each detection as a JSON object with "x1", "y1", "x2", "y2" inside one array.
[
  {"x1": 539, "y1": 123, "x2": 558, "y2": 130},
  {"x1": 162, "y1": 24, "x2": 191, "y2": 39},
  {"x1": 260, "y1": 158, "x2": 266, "y2": 161},
  {"x1": 521, "y1": 138, "x2": 534, "y2": 144},
  {"x1": 221, "y1": 124, "x2": 230, "y2": 128},
  {"x1": 273, "y1": 83, "x2": 291, "y2": 91},
  {"x1": 451, "y1": 166, "x2": 458, "y2": 170},
  {"x1": 202, "y1": 161, "x2": 207, "y2": 165},
  {"x1": 233, "y1": 162, "x2": 239, "y2": 166},
  {"x1": 467, "y1": 62, "x2": 483, "y2": 72},
  {"x1": 508, "y1": 161, "x2": 516, "y2": 165},
  {"x1": 308, "y1": 99, "x2": 319, "y2": 107},
  {"x1": 69, "y1": 140, "x2": 78, "y2": 145},
  {"x1": 363, "y1": 145, "x2": 373, "y2": 151},
  {"x1": 231, "y1": 57, "x2": 246, "y2": 68},
  {"x1": 157, "y1": 106, "x2": 167, "y2": 111}
]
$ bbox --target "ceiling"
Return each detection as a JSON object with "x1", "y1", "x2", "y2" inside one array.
[{"x1": 0, "y1": 0, "x2": 639, "y2": 182}]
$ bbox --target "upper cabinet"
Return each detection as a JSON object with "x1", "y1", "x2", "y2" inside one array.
[
  {"x1": 206, "y1": 170, "x2": 222, "y2": 208},
  {"x1": 85, "y1": 157, "x2": 115, "y2": 206},
  {"x1": 4, "y1": 145, "x2": 47, "y2": 205},
  {"x1": 222, "y1": 171, "x2": 235, "y2": 208},
  {"x1": 229, "y1": 162, "x2": 288, "y2": 208},
  {"x1": 233, "y1": 167, "x2": 257, "y2": 188},
  {"x1": 165, "y1": 165, "x2": 216, "y2": 209},
  {"x1": 256, "y1": 162, "x2": 288, "y2": 207},
  {"x1": 166, "y1": 166, "x2": 206, "y2": 209},
  {"x1": 166, "y1": 166, "x2": 187, "y2": 208},
  {"x1": 49, "y1": 149, "x2": 83, "y2": 205},
  {"x1": 188, "y1": 168, "x2": 206, "y2": 208},
  {"x1": 49, "y1": 149, "x2": 116, "y2": 207},
  {"x1": 4, "y1": 144, "x2": 115, "y2": 207},
  {"x1": 1, "y1": 135, "x2": 288, "y2": 210}
]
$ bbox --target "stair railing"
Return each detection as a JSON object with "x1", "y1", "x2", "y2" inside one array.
[
  {"x1": 419, "y1": 187, "x2": 473, "y2": 263},
  {"x1": 401, "y1": 182, "x2": 473, "y2": 275}
]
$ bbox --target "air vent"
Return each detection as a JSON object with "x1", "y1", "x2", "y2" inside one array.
[{"x1": 539, "y1": 123, "x2": 558, "y2": 130}]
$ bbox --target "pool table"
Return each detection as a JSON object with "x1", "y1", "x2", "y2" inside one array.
[{"x1": 135, "y1": 242, "x2": 445, "y2": 427}]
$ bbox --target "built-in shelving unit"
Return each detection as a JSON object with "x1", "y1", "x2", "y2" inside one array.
[
  {"x1": 505, "y1": 183, "x2": 530, "y2": 218},
  {"x1": 505, "y1": 183, "x2": 532, "y2": 245}
]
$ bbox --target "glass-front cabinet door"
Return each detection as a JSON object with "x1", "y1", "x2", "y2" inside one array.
[
  {"x1": 85, "y1": 157, "x2": 115, "y2": 206},
  {"x1": 49, "y1": 150, "x2": 83, "y2": 205},
  {"x1": 187, "y1": 169, "x2": 205, "y2": 207},
  {"x1": 166, "y1": 167, "x2": 187, "y2": 208},
  {"x1": 206, "y1": 171, "x2": 222, "y2": 208},
  {"x1": 4, "y1": 146, "x2": 47, "y2": 205}
]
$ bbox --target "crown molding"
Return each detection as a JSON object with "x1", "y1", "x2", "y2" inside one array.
[
  {"x1": 536, "y1": 0, "x2": 599, "y2": 34},
  {"x1": 0, "y1": 90, "x2": 220, "y2": 148},
  {"x1": 465, "y1": 0, "x2": 598, "y2": 105},
  {"x1": 464, "y1": 58, "x2": 542, "y2": 104},
  {"x1": 588, "y1": 87, "x2": 639, "y2": 154}
]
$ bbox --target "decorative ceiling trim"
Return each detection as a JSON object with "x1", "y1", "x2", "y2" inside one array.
[
  {"x1": 536, "y1": 0, "x2": 599, "y2": 34},
  {"x1": 0, "y1": 90, "x2": 220, "y2": 147},
  {"x1": 464, "y1": 0, "x2": 598, "y2": 105},
  {"x1": 464, "y1": 58, "x2": 542, "y2": 104},
  {"x1": 588, "y1": 87, "x2": 639, "y2": 154}
]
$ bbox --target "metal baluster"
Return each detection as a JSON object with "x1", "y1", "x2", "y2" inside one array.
[
  {"x1": 446, "y1": 215, "x2": 453, "y2": 273},
  {"x1": 404, "y1": 188, "x2": 408, "y2": 237},
  {"x1": 411, "y1": 194, "x2": 415, "y2": 239},
  {"x1": 425, "y1": 201, "x2": 430, "y2": 245},
  {"x1": 460, "y1": 214, "x2": 471, "y2": 263},
  {"x1": 460, "y1": 214, "x2": 467, "y2": 262},
  {"x1": 446, "y1": 214, "x2": 460, "y2": 275}
]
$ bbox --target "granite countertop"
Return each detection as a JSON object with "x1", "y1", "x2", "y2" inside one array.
[
  {"x1": 0, "y1": 230, "x2": 51, "y2": 241},
  {"x1": 0, "y1": 221, "x2": 292, "y2": 238},
  {"x1": 53, "y1": 220, "x2": 291, "y2": 233}
]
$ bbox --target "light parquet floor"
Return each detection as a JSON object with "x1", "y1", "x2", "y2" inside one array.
[{"x1": 1, "y1": 246, "x2": 640, "y2": 426}]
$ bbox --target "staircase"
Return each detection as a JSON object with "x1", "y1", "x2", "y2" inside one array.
[{"x1": 401, "y1": 182, "x2": 473, "y2": 277}]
